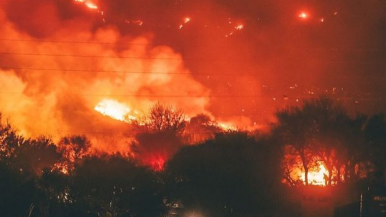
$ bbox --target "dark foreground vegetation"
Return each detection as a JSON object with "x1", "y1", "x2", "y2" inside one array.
[{"x1": 1, "y1": 98, "x2": 386, "y2": 217}]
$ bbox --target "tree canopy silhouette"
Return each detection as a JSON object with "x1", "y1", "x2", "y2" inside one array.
[
  {"x1": 165, "y1": 131, "x2": 284, "y2": 217},
  {"x1": 273, "y1": 98, "x2": 370, "y2": 186},
  {"x1": 132, "y1": 103, "x2": 187, "y2": 170}
]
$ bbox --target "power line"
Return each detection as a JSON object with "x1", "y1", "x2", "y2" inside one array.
[
  {"x1": 0, "y1": 91, "x2": 384, "y2": 101},
  {"x1": 1, "y1": 52, "x2": 386, "y2": 64},
  {"x1": 0, "y1": 66, "x2": 247, "y2": 76},
  {"x1": 0, "y1": 38, "x2": 385, "y2": 52},
  {"x1": 0, "y1": 66, "x2": 385, "y2": 78},
  {"x1": 0, "y1": 92, "x2": 260, "y2": 98},
  {"x1": 0, "y1": 52, "x2": 181, "y2": 60},
  {"x1": 0, "y1": 51, "x2": 246, "y2": 62},
  {"x1": 0, "y1": 38, "x2": 150, "y2": 46}
]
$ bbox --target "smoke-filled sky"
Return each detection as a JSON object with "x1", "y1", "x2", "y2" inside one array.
[{"x1": 0, "y1": 0, "x2": 385, "y2": 151}]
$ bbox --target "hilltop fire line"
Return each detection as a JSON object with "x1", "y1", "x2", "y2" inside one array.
[
  {"x1": 92, "y1": 99, "x2": 236, "y2": 170},
  {"x1": 92, "y1": 98, "x2": 334, "y2": 183}
]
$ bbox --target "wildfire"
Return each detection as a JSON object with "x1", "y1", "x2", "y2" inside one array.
[
  {"x1": 94, "y1": 99, "x2": 136, "y2": 123},
  {"x1": 149, "y1": 156, "x2": 166, "y2": 171},
  {"x1": 218, "y1": 122, "x2": 237, "y2": 131},
  {"x1": 94, "y1": 99, "x2": 240, "y2": 132},
  {"x1": 301, "y1": 164, "x2": 329, "y2": 186},
  {"x1": 283, "y1": 146, "x2": 334, "y2": 187}
]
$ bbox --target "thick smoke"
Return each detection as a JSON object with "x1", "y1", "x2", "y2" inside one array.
[
  {"x1": 93, "y1": 0, "x2": 386, "y2": 122},
  {"x1": 0, "y1": 0, "x2": 210, "y2": 153}
]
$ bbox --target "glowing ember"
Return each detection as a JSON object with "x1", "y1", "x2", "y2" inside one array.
[
  {"x1": 299, "y1": 12, "x2": 308, "y2": 19},
  {"x1": 52, "y1": 163, "x2": 69, "y2": 175},
  {"x1": 126, "y1": 20, "x2": 144, "y2": 26},
  {"x1": 94, "y1": 99, "x2": 134, "y2": 123},
  {"x1": 85, "y1": 2, "x2": 98, "y2": 9},
  {"x1": 74, "y1": 0, "x2": 98, "y2": 10},
  {"x1": 134, "y1": 20, "x2": 144, "y2": 26},
  {"x1": 235, "y1": 24, "x2": 244, "y2": 30}
]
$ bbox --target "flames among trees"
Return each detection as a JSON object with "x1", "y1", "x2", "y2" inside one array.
[
  {"x1": 131, "y1": 103, "x2": 186, "y2": 170},
  {"x1": 1, "y1": 97, "x2": 386, "y2": 216},
  {"x1": 274, "y1": 98, "x2": 377, "y2": 186},
  {"x1": 131, "y1": 103, "x2": 225, "y2": 170},
  {"x1": 93, "y1": 101, "x2": 227, "y2": 170}
]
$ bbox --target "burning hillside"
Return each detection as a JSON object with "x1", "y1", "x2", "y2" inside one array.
[
  {"x1": 0, "y1": 1, "x2": 218, "y2": 153},
  {"x1": 1, "y1": 0, "x2": 385, "y2": 157}
]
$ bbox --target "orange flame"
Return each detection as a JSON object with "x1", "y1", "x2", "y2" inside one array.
[
  {"x1": 301, "y1": 164, "x2": 329, "y2": 186},
  {"x1": 149, "y1": 156, "x2": 166, "y2": 171},
  {"x1": 74, "y1": 0, "x2": 98, "y2": 10},
  {"x1": 85, "y1": 2, "x2": 98, "y2": 9},
  {"x1": 94, "y1": 99, "x2": 137, "y2": 123},
  {"x1": 218, "y1": 122, "x2": 237, "y2": 131}
]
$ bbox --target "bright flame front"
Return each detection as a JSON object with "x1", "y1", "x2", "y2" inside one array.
[
  {"x1": 301, "y1": 164, "x2": 328, "y2": 186},
  {"x1": 94, "y1": 99, "x2": 134, "y2": 123}
]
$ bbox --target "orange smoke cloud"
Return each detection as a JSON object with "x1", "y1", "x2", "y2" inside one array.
[{"x1": 0, "y1": 5, "x2": 210, "y2": 153}]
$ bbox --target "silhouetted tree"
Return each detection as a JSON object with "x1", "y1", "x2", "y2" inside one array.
[
  {"x1": 184, "y1": 114, "x2": 222, "y2": 144},
  {"x1": 132, "y1": 103, "x2": 186, "y2": 170},
  {"x1": 36, "y1": 169, "x2": 73, "y2": 217},
  {"x1": 11, "y1": 136, "x2": 61, "y2": 176},
  {"x1": 0, "y1": 161, "x2": 37, "y2": 217},
  {"x1": 165, "y1": 132, "x2": 283, "y2": 217},
  {"x1": 0, "y1": 113, "x2": 24, "y2": 161},
  {"x1": 365, "y1": 114, "x2": 386, "y2": 173},
  {"x1": 142, "y1": 102, "x2": 186, "y2": 134},
  {"x1": 57, "y1": 135, "x2": 92, "y2": 172},
  {"x1": 71, "y1": 155, "x2": 166, "y2": 217},
  {"x1": 273, "y1": 104, "x2": 315, "y2": 185},
  {"x1": 273, "y1": 98, "x2": 369, "y2": 185}
]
